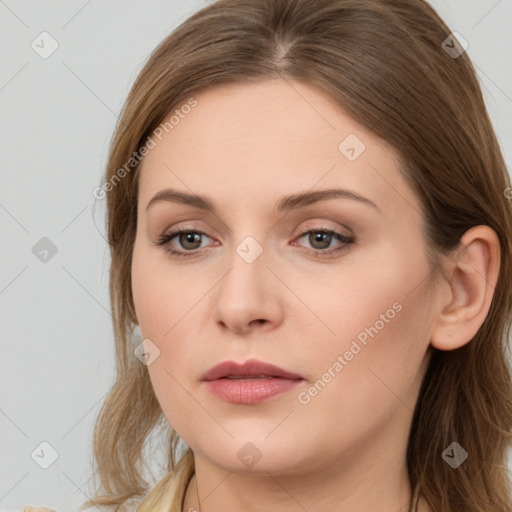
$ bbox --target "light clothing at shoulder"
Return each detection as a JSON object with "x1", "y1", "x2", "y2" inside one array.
[{"x1": 19, "y1": 507, "x2": 57, "y2": 512}]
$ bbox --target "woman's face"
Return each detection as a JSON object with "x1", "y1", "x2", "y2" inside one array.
[{"x1": 131, "y1": 79, "x2": 438, "y2": 475}]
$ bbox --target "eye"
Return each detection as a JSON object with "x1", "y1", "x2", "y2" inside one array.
[
  {"x1": 155, "y1": 228, "x2": 215, "y2": 257},
  {"x1": 292, "y1": 224, "x2": 355, "y2": 258}
]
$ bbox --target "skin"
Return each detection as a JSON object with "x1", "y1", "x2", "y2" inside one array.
[{"x1": 131, "y1": 79, "x2": 500, "y2": 512}]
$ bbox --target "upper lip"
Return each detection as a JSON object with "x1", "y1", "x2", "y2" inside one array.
[{"x1": 201, "y1": 358, "x2": 304, "y2": 381}]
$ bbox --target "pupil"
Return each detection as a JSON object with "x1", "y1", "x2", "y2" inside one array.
[
  {"x1": 310, "y1": 231, "x2": 330, "y2": 249},
  {"x1": 181, "y1": 232, "x2": 200, "y2": 249}
]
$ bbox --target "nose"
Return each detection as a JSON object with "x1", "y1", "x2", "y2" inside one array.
[{"x1": 212, "y1": 243, "x2": 284, "y2": 336}]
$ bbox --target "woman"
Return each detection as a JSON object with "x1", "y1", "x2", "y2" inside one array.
[{"x1": 76, "y1": 0, "x2": 512, "y2": 511}]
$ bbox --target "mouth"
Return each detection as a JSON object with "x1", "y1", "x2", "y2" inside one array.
[{"x1": 201, "y1": 359, "x2": 304, "y2": 405}]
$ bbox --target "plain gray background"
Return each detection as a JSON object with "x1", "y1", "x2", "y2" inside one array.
[{"x1": 1, "y1": 1, "x2": 511, "y2": 511}]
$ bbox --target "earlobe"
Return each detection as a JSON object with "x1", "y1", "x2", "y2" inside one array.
[{"x1": 430, "y1": 225, "x2": 500, "y2": 351}]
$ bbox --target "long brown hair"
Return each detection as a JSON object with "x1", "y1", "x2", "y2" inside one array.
[{"x1": 83, "y1": 0, "x2": 512, "y2": 510}]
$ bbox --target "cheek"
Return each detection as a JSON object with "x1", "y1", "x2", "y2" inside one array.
[
  {"x1": 131, "y1": 239, "x2": 201, "y2": 338},
  {"x1": 306, "y1": 241, "x2": 429, "y2": 352},
  {"x1": 300, "y1": 245, "x2": 433, "y2": 412},
  {"x1": 131, "y1": 243, "x2": 197, "y2": 432}
]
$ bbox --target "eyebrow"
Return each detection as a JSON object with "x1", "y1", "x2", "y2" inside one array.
[{"x1": 145, "y1": 187, "x2": 380, "y2": 213}]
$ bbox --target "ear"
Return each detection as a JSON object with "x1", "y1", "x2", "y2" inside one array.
[{"x1": 430, "y1": 225, "x2": 501, "y2": 351}]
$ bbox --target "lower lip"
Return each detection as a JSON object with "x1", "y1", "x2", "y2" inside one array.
[{"x1": 204, "y1": 377, "x2": 303, "y2": 404}]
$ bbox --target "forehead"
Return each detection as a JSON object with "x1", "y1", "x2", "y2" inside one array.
[{"x1": 137, "y1": 79, "x2": 420, "y2": 219}]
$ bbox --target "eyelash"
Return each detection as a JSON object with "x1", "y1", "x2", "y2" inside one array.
[{"x1": 154, "y1": 224, "x2": 355, "y2": 259}]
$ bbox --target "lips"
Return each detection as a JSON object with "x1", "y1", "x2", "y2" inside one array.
[
  {"x1": 201, "y1": 358, "x2": 303, "y2": 381},
  {"x1": 201, "y1": 358, "x2": 304, "y2": 405}
]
